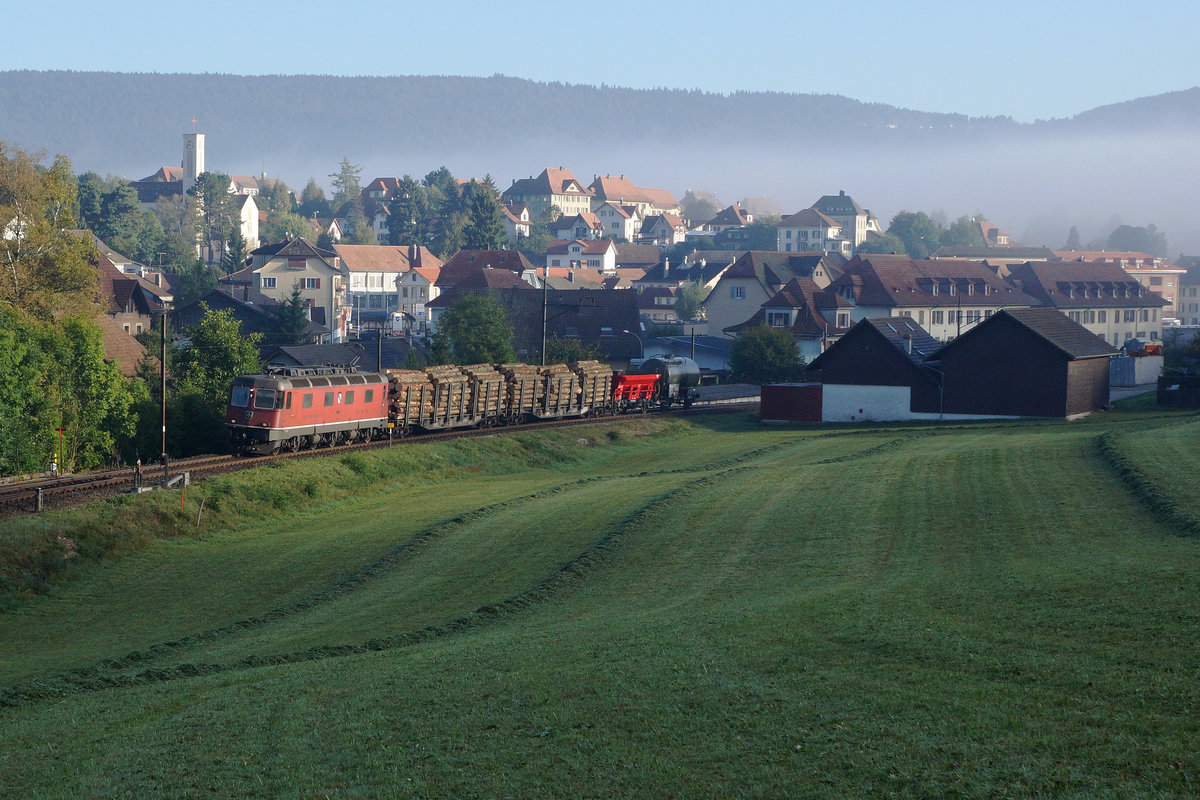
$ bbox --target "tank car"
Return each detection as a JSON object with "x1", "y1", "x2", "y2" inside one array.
[{"x1": 638, "y1": 356, "x2": 701, "y2": 408}]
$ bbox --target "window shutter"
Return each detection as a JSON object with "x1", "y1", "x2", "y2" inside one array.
[{"x1": 314, "y1": 278, "x2": 321, "y2": 289}]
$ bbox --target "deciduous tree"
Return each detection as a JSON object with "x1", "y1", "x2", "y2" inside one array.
[
  {"x1": 674, "y1": 280, "x2": 708, "y2": 322},
  {"x1": 729, "y1": 325, "x2": 804, "y2": 384},
  {"x1": 941, "y1": 215, "x2": 986, "y2": 248},
  {"x1": 888, "y1": 211, "x2": 942, "y2": 259},
  {"x1": 0, "y1": 143, "x2": 97, "y2": 319},
  {"x1": 430, "y1": 294, "x2": 514, "y2": 364},
  {"x1": 1106, "y1": 224, "x2": 1168, "y2": 257}
]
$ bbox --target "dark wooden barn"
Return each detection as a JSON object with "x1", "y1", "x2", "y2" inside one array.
[
  {"x1": 933, "y1": 307, "x2": 1116, "y2": 418},
  {"x1": 804, "y1": 317, "x2": 943, "y2": 413}
]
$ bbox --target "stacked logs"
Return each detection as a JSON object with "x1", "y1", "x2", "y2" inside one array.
[
  {"x1": 572, "y1": 360, "x2": 614, "y2": 406},
  {"x1": 496, "y1": 363, "x2": 541, "y2": 415},
  {"x1": 426, "y1": 366, "x2": 470, "y2": 417},
  {"x1": 461, "y1": 364, "x2": 506, "y2": 417},
  {"x1": 384, "y1": 369, "x2": 435, "y2": 421},
  {"x1": 539, "y1": 364, "x2": 581, "y2": 412}
]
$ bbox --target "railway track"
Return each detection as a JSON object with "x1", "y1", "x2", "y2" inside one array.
[{"x1": 0, "y1": 401, "x2": 760, "y2": 518}]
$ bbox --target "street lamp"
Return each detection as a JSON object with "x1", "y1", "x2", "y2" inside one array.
[{"x1": 622, "y1": 329, "x2": 643, "y2": 361}]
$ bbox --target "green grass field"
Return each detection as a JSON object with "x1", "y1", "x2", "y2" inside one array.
[{"x1": 1, "y1": 408, "x2": 1198, "y2": 798}]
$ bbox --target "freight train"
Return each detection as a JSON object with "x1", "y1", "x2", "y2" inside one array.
[{"x1": 226, "y1": 357, "x2": 701, "y2": 455}]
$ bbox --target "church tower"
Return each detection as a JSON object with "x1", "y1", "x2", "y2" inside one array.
[{"x1": 183, "y1": 132, "x2": 205, "y2": 191}]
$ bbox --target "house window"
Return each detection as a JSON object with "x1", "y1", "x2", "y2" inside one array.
[
  {"x1": 1098, "y1": 310, "x2": 1107, "y2": 323},
  {"x1": 1124, "y1": 310, "x2": 1135, "y2": 322},
  {"x1": 303, "y1": 278, "x2": 320, "y2": 290},
  {"x1": 123, "y1": 324, "x2": 130, "y2": 333},
  {"x1": 731, "y1": 286, "x2": 745, "y2": 300},
  {"x1": 368, "y1": 274, "x2": 382, "y2": 289},
  {"x1": 1084, "y1": 310, "x2": 1096, "y2": 324},
  {"x1": 767, "y1": 311, "x2": 790, "y2": 327},
  {"x1": 918, "y1": 310, "x2": 925, "y2": 324},
  {"x1": 262, "y1": 277, "x2": 277, "y2": 289},
  {"x1": 837, "y1": 312, "x2": 850, "y2": 328}
]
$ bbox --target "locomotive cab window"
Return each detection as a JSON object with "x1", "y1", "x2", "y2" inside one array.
[
  {"x1": 253, "y1": 389, "x2": 278, "y2": 410},
  {"x1": 230, "y1": 385, "x2": 250, "y2": 407},
  {"x1": 285, "y1": 392, "x2": 292, "y2": 410},
  {"x1": 302, "y1": 393, "x2": 313, "y2": 409}
]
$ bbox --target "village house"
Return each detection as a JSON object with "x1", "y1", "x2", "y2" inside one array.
[
  {"x1": 594, "y1": 201, "x2": 642, "y2": 241},
  {"x1": 699, "y1": 203, "x2": 753, "y2": 232},
  {"x1": 776, "y1": 209, "x2": 852, "y2": 256},
  {"x1": 810, "y1": 190, "x2": 877, "y2": 250},
  {"x1": 826, "y1": 254, "x2": 1038, "y2": 341},
  {"x1": 638, "y1": 213, "x2": 688, "y2": 247},
  {"x1": 704, "y1": 251, "x2": 844, "y2": 336},
  {"x1": 502, "y1": 167, "x2": 594, "y2": 217},
  {"x1": 1053, "y1": 250, "x2": 1185, "y2": 318},
  {"x1": 227, "y1": 237, "x2": 350, "y2": 342},
  {"x1": 502, "y1": 203, "x2": 532, "y2": 245},
  {"x1": 724, "y1": 277, "x2": 854, "y2": 361},
  {"x1": 1003, "y1": 259, "x2": 1166, "y2": 345},
  {"x1": 333, "y1": 243, "x2": 442, "y2": 335},
  {"x1": 638, "y1": 286, "x2": 680, "y2": 326},
  {"x1": 1175, "y1": 255, "x2": 1200, "y2": 326},
  {"x1": 546, "y1": 239, "x2": 618, "y2": 272},
  {"x1": 552, "y1": 211, "x2": 604, "y2": 241},
  {"x1": 587, "y1": 174, "x2": 681, "y2": 217}
]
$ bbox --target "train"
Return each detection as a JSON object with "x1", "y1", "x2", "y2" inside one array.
[{"x1": 226, "y1": 357, "x2": 702, "y2": 455}]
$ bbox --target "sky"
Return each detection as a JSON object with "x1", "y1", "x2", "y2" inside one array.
[{"x1": 5, "y1": 0, "x2": 1197, "y2": 123}]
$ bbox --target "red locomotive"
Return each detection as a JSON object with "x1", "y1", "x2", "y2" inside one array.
[{"x1": 226, "y1": 366, "x2": 390, "y2": 454}]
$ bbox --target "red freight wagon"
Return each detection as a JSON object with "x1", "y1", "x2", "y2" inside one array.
[
  {"x1": 227, "y1": 366, "x2": 390, "y2": 454},
  {"x1": 613, "y1": 372, "x2": 659, "y2": 411}
]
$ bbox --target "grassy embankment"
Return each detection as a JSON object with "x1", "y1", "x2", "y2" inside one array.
[{"x1": 0, "y1": 408, "x2": 1198, "y2": 798}]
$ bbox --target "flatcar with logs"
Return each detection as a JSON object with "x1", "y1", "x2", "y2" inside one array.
[{"x1": 226, "y1": 357, "x2": 701, "y2": 454}]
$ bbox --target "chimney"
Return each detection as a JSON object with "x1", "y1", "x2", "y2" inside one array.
[{"x1": 903, "y1": 333, "x2": 912, "y2": 355}]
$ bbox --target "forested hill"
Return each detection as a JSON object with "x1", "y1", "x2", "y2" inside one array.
[
  {"x1": 2, "y1": 71, "x2": 1198, "y2": 253},
  {"x1": 1, "y1": 70, "x2": 1195, "y2": 181}
]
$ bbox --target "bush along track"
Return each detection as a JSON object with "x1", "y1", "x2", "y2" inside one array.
[
  {"x1": 0, "y1": 429, "x2": 932, "y2": 708},
  {"x1": 1096, "y1": 430, "x2": 1200, "y2": 537}
]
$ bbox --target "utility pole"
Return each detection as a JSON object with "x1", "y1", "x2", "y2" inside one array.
[
  {"x1": 541, "y1": 263, "x2": 549, "y2": 366},
  {"x1": 159, "y1": 309, "x2": 169, "y2": 483}
]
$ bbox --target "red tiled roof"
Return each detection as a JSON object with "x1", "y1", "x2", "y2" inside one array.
[
  {"x1": 588, "y1": 175, "x2": 678, "y2": 210},
  {"x1": 333, "y1": 244, "x2": 443, "y2": 272}
]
